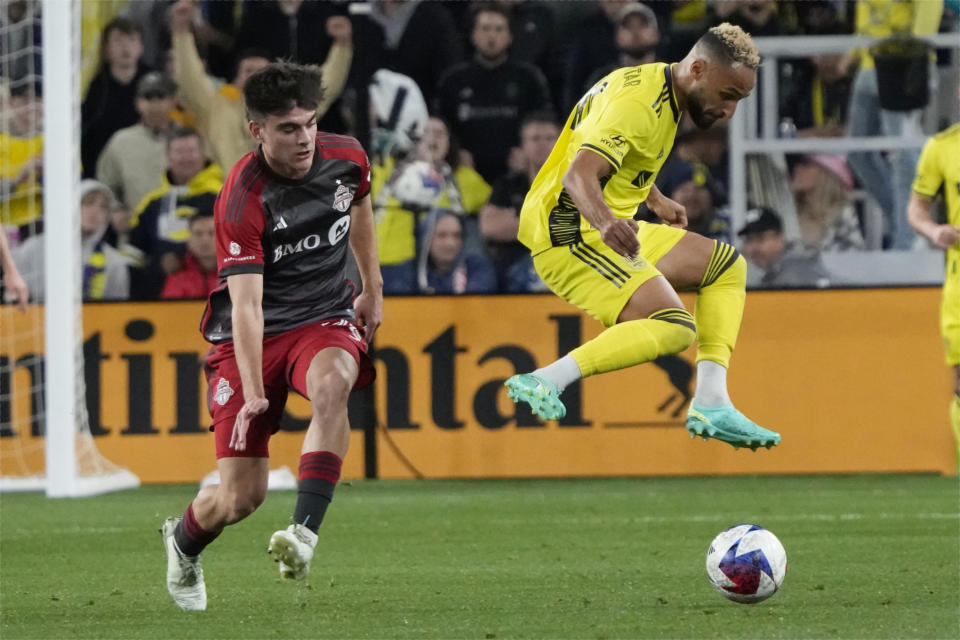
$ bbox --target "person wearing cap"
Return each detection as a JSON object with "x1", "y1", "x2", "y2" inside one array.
[
  {"x1": 96, "y1": 71, "x2": 178, "y2": 210},
  {"x1": 10, "y1": 180, "x2": 132, "y2": 302},
  {"x1": 790, "y1": 154, "x2": 865, "y2": 252},
  {"x1": 507, "y1": 24, "x2": 782, "y2": 450},
  {"x1": 434, "y1": 2, "x2": 553, "y2": 183},
  {"x1": 562, "y1": 0, "x2": 672, "y2": 112},
  {"x1": 738, "y1": 207, "x2": 832, "y2": 288},
  {"x1": 907, "y1": 119, "x2": 960, "y2": 466},
  {"x1": 652, "y1": 158, "x2": 731, "y2": 243},
  {"x1": 584, "y1": 3, "x2": 661, "y2": 92}
]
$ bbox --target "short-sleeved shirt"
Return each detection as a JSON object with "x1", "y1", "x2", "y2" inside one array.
[
  {"x1": 518, "y1": 63, "x2": 682, "y2": 255},
  {"x1": 912, "y1": 123, "x2": 960, "y2": 247},
  {"x1": 200, "y1": 133, "x2": 371, "y2": 344}
]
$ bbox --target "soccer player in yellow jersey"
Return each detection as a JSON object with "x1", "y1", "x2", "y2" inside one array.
[
  {"x1": 505, "y1": 23, "x2": 780, "y2": 449},
  {"x1": 907, "y1": 121, "x2": 960, "y2": 466}
]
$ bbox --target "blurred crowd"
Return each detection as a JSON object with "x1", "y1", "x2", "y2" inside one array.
[{"x1": 1, "y1": 0, "x2": 958, "y2": 301}]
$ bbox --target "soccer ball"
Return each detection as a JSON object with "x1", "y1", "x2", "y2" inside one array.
[{"x1": 706, "y1": 524, "x2": 787, "y2": 604}]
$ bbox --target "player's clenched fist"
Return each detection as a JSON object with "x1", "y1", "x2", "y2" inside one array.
[
  {"x1": 931, "y1": 224, "x2": 960, "y2": 250},
  {"x1": 326, "y1": 16, "x2": 352, "y2": 46}
]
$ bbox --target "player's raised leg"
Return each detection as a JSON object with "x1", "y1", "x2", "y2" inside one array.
[
  {"x1": 507, "y1": 260, "x2": 696, "y2": 420},
  {"x1": 268, "y1": 346, "x2": 358, "y2": 580},
  {"x1": 655, "y1": 233, "x2": 780, "y2": 449},
  {"x1": 162, "y1": 457, "x2": 269, "y2": 610}
]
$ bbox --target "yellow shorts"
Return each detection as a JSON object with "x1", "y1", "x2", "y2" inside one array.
[
  {"x1": 943, "y1": 254, "x2": 959, "y2": 366},
  {"x1": 533, "y1": 221, "x2": 687, "y2": 328}
]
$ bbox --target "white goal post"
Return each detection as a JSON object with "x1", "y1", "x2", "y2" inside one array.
[{"x1": 0, "y1": 1, "x2": 139, "y2": 496}]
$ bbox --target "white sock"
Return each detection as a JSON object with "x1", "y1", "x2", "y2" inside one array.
[
  {"x1": 694, "y1": 360, "x2": 731, "y2": 407},
  {"x1": 533, "y1": 355, "x2": 582, "y2": 390}
]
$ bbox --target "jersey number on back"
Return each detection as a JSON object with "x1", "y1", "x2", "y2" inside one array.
[{"x1": 570, "y1": 82, "x2": 608, "y2": 131}]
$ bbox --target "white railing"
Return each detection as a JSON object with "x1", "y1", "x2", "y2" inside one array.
[{"x1": 728, "y1": 32, "x2": 960, "y2": 252}]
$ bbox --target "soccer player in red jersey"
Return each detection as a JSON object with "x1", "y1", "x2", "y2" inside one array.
[{"x1": 160, "y1": 62, "x2": 382, "y2": 611}]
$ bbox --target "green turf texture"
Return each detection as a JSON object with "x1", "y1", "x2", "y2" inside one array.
[{"x1": 1, "y1": 475, "x2": 957, "y2": 639}]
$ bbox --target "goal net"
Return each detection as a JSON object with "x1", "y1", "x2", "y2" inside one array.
[{"x1": 1, "y1": 1, "x2": 138, "y2": 496}]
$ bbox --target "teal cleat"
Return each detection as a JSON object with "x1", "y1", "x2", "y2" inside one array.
[
  {"x1": 504, "y1": 373, "x2": 567, "y2": 421},
  {"x1": 685, "y1": 402, "x2": 781, "y2": 450}
]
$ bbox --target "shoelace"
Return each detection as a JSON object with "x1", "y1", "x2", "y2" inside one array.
[
  {"x1": 291, "y1": 528, "x2": 314, "y2": 547},
  {"x1": 177, "y1": 555, "x2": 202, "y2": 586}
]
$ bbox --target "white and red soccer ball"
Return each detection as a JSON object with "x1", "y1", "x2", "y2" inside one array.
[{"x1": 706, "y1": 524, "x2": 787, "y2": 604}]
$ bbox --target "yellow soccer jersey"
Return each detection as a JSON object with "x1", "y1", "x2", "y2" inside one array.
[
  {"x1": 912, "y1": 122, "x2": 960, "y2": 254},
  {"x1": 519, "y1": 63, "x2": 681, "y2": 255}
]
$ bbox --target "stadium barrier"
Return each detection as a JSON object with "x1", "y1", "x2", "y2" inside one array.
[{"x1": 1, "y1": 288, "x2": 953, "y2": 481}]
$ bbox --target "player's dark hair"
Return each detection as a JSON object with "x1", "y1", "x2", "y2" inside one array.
[
  {"x1": 471, "y1": 2, "x2": 511, "y2": 29},
  {"x1": 243, "y1": 62, "x2": 325, "y2": 121}
]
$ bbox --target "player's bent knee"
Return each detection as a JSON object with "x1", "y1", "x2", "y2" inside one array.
[
  {"x1": 310, "y1": 371, "x2": 353, "y2": 412},
  {"x1": 649, "y1": 308, "x2": 697, "y2": 354},
  {"x1": 701, "y1": 242, "x2": 746, "y2": 289},
  {"x1": 728, "y1": 252, "x2": 747, "y2": 285},
  {"x1": 666, "y1": 323, "x2": 697, "y2": 354}
]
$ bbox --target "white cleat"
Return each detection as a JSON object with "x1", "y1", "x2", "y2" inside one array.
[
  {"x1": 160, "y1": 517, "x2": 207, "y2": 611},
  {"x1": 267, "y1": 523, "x2": 317, "y2": 580}
]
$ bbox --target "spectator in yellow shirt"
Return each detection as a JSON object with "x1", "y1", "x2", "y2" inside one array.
[
  {"x1": 844, "y1": 0, "x2": 943, "y2": 250},
  {"x1": 167, "y1": 0, "x2": 352, "y2": 171}
]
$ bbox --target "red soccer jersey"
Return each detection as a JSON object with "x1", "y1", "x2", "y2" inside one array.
[{"x1": 200, "y1": 133, "x2": 371, "y2": 343}]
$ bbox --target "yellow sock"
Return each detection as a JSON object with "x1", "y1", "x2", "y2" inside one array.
[
  {"x1": 951, "y1": 395, "x2": 960, "y2": 472},
  {"x1": 694, "y1": 242, "x2": 746, "y2": 367},
  {"x1": 570, "y1": 308, "x2": 696, "y2": 377}
]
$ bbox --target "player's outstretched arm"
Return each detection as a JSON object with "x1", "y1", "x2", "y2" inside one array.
[
  {"x1": 0, "y1": 230, "x2": 28, "y2": 312},
  {"x1": 349, "y1": 195, "x2": 383, "y2": 344},
  {"x1": 907, "y1": 193, "x2": 960, "y2": 250},
  {"x1": 562, "y1": 149, "x2": 639, "y2": 259},
  {"x1": 227, "y1": 273, "x2": 269, "y2": 451}
]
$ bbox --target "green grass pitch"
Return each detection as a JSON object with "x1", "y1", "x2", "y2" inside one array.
[{"x1": 1, "y1": 474, "x2": 957, "y2": 639}]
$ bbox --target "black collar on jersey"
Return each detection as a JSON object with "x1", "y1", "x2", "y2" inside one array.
[
  {"x1": 663, "y1": 64, "x2": 681, "y2": 123},
  {"x1": 255, "y1": 141, "x2": 323, "y2": 186}
]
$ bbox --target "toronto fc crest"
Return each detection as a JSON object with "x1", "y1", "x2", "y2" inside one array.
[
  {"x1": 214, "y1": 377, "x2": 235, "y2": 406},
  {"x1": 333, "y1": 184, "x2": 354, "y2": 212}
]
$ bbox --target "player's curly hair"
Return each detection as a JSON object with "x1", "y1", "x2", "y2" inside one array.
[
  {"x1": 699, "y1": 23, "x2": 761, "y2": 70},
  {"x1": 243, "y1": 61, "x2": 326, "y2": 120}
]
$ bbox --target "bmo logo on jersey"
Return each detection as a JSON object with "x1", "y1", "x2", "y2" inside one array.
[
  {"x1": 271, "y1": 215, "x2": 352, "y2": 263},
  {"x1": 273, "y1": 234, "x2": 322, "y2": 262}
]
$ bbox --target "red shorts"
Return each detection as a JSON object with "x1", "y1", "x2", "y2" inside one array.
[{"x1": 204, "y1": 319, "x2": 374, "y2": 459}]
